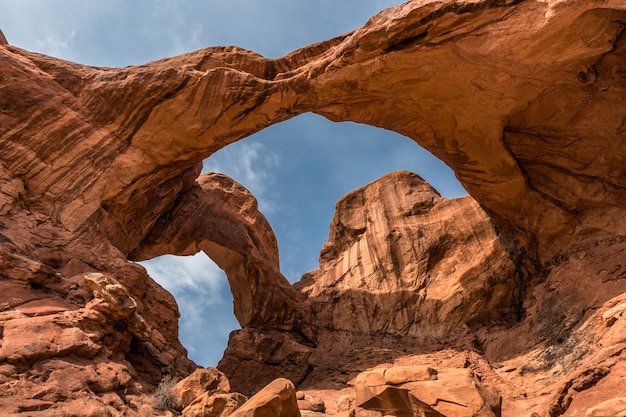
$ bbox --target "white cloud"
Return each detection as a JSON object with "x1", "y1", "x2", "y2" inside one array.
[
  {"x1": 176, "y1": 295, "x2": 239, "y2": 359},
  {"x1": 151, "y1": 0, "x2": 205, "y2": 57},
  {"x1": 202, "y1": 141, "x2": 280, "y2": 213},
  {"x1": 140, "y1": 252, "x2": 226, "y2": 304},
  {"x1": 140, "y1": 252, "x2": 239, "y2": 366}
]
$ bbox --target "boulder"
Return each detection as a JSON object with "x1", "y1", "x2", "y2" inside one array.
[
  {"x1": 174, "y1": 368, "x2": 232, "y2": 410},
  {"x1": 183, "y1": 392, "x2": 248, "y2": 417},
  {"x1": 297, "y1": 393, "x2": 325, "y2": 413},
  {"x1": 355, "y1": 366, "x2": 501, "y2": 417},
  {"x1": 229, "y1": 378, "x2": 300, "y2": 417}
]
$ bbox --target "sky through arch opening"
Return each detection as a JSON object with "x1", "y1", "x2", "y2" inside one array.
[
  {"x1": 143, "y1": 113, "x2": 467, "y2": 367},
  {"x1": 203, "y1": 113, "x2": 467, "y2": 281}
]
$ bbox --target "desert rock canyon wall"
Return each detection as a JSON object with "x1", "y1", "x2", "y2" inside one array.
[{"x1": 1, "y1": 0, "x2": 625, "y2": 416}]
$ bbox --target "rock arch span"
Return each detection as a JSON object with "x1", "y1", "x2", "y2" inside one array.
[
  {"x1": 2, "y1": 0, "x2": 623, "y2": 263},
  {"x1": 1, "y1": 0, "x2": 626, "y2": 414}
]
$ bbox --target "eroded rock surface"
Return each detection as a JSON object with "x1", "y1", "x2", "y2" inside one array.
[
  {"x1": 219, "y1": 171, "x2": 516, "y2": 395},
  {"x1": 130, "y1": 172, "x2": 305, "y2": 331},
  {"x1": 355, "y1": 366, "x2": 501, "y2": 417},
  {"x1": 298, "y1": 171, "x2": 515, "y2": 337},
  {"x1": 0, "y1": 269, "x2": 195, "y2": 415},
  {"x1": 0, "y1": 0, "x2": 625, "y2": 415},
  {"x1": 229, "y1": 378, "x2": 300, "y2": 417},
  {"x1": 173, "y1": 367, "x2": 232, "y2": 410},
  {"x1": 170, "y1": 368, "x2": 248, "y2": 417}
]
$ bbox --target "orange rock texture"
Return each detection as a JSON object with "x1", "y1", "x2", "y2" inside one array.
[{"x1": 1, "y1": 0, "x2": 625, "y2": 416}]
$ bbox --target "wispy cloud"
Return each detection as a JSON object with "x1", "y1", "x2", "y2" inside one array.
[
  {"x1": 140, "y1": 252, "x2": 239, "y2": 366},
  {"x1": 203, "y1": 141, "x2": 281, "y2": 214},
  {"x1": 0, "y1": 0, "x2": 404, "y2": 64},
  {"x1": 33, "y1": 29, "x2": 76, "y2": 61},
  {"x1": 141, "y1": 253, "x2": 225, "y2": 303},
  {"x1": 175, "y1": 294, "x2": 239, "y2": 363}
]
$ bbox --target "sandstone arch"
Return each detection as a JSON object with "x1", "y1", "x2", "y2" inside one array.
[
  {"x1": 1, "y1": 0, "x2": 626, "y2": 414},
  {"x1": 2, "y1": 1, "x2": 623, "y2": 264},
  {"x1": 129, "y1": 172, "x2": 306, "y2": 333}
]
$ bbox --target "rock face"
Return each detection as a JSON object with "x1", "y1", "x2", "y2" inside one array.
[
  {"x1": 0, "y1": 267, "x2": 196, "y2": 415},
  {"x1": 298, "y1": 171, "x2": 515, "y2": 337},
  {"x1": 172, "y1": 368, "x2": 232, "y2": 410},
  {"x1": 219, "y1": 171, "x2": 515, "y2": 395},
  {"x1": 170, "y1": 368, "x2": 248, "y2": 417},
  {"x1": 0, "y1": 0, "x2": 625, "y2": 416}
]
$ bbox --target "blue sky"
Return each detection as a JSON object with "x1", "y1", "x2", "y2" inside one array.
[{"x1": 0, "y1": 0, "x2": 466, "y2": 367}]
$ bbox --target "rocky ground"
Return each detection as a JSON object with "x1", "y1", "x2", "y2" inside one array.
[{"x1": 1, "y1": 0, "x2": 625, "y2": 416}]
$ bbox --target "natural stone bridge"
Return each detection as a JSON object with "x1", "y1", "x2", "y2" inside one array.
[{"x1": 0, "y1": 1, "x2": 625, "y2": 415}]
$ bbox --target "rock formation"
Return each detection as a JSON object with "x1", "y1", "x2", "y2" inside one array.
[
  {"x1": 169, "y1": 368, "x2": 248, "y2": 417},
  {"x1": 130, "y1": 172, "x2": 305, "y2": 332},
  {"x1": 355, "y1": 365, "x2": 501, "y2": 417},
  {"x1": 0, "y1": 0, "x2": 625, "y2": 416},
  {"x1": 299, "y1": 171, "x2": 515, "y2": 338}
]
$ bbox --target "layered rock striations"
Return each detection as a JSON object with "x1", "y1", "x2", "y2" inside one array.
[
  {"x1": 1, "y1": 0, "x2": 624, "y2": 262},
  {"x1": 0, "y1": 0, "x2": 625, "y2": 416},
  {"x1": 297, "y1": 171, "x2": 515, "y2": 338}
]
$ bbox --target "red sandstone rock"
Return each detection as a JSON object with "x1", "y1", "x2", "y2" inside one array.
[
  {"x1": 0, "y1": 0, "x2": 622, "y2": 266},
  {"x1": 171, "y1": 368, "x2": 248, "y2": 417},
  {"x1": 174, "y1": 367, "x2": 232, "y2": 410},
  {"x1": 0, "y1": 0, "x2": 625, "y2": 416},
  {"x1": 297, "y1": 393, "x2": 326, "y2": 413},
  {"x1": 229, "y1": 378, "x2": 300, "y2": 417},
  {"x1": 586, "y1": 397, "x2": 626, "y2": 417},
  {"x1": 183, "y1": 392, "x2": 248, "y2": 417},
  {"x1": 220, "y1": 171, "x2": 515, "y2": 395},
  {"x1": 298, "y1": 171, "x2": 515, "y2": 337},
  {"x1": 355, "y1": 366, "x2": 501, "y2": 417},
  {"x1": 130, "y1": 172, "x2": 305, "y2": 331}
]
